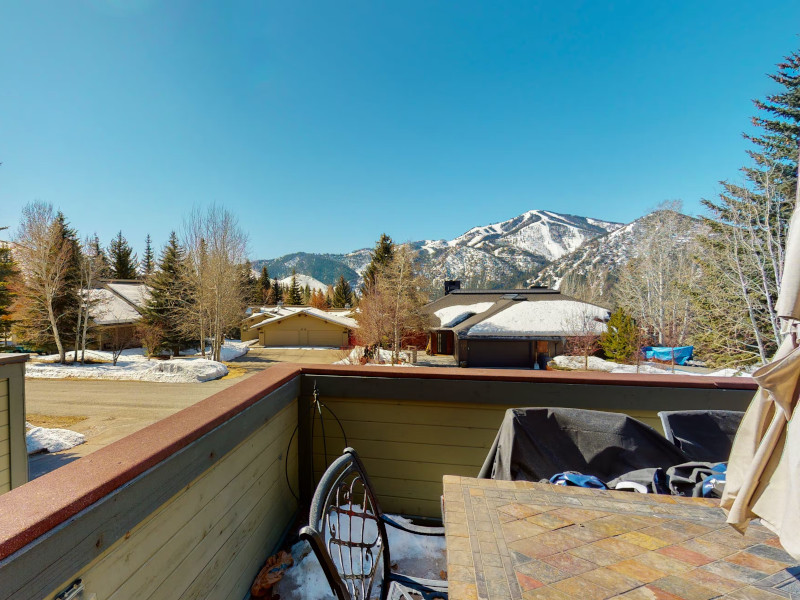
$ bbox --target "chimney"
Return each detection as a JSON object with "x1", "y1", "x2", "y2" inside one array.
[{"x1": 444, "y1": 280, "x2": 461, "y2": 295}]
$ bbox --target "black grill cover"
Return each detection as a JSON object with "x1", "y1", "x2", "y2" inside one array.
[
  {"x1": 658, "y1": 410, "x2": 744, "y2": 463},
  {"x1": 477, "y1": 408, "x2": 690, "y2": 483}
]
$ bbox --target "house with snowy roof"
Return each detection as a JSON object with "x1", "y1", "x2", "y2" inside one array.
[
  {"x1": 243, "y1": 305, "x2": 357, "y2": 348},
  {"x1": 86, "y1": 280, "x2": 150, "y2": 350},
  {"x1": 424, "y1": 282, "x2": 610, "y2": 368}
]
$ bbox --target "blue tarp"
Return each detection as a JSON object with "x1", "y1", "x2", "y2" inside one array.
[{"x1": 641, "y1": 346, "x2": 694, "y2": 365}]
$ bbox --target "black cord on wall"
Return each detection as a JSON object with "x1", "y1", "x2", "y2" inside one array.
[{"x1": 284, "y1": 380, "x2": 349, "y2": 502}]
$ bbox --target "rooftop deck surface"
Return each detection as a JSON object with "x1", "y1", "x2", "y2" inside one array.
[{"x1": 443, "y1": 476, "x2": 800, "y2": 600}]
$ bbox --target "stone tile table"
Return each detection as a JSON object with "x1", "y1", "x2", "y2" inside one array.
[{"x1": 442, "y1": 475, "x2": 800, "y2": 600}]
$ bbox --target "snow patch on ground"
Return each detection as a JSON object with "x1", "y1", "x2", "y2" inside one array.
[
  {"x1": 277, "y1": 513, "x2": 446, "y2": 600},
  {"x1": 26, "y1": 346, "x2": 235, "y2": 383},
  {"x1": 552, "y1": 355, "x2": 753, "y2": 377},
  {"x1": 180, "y1": 340, "x2": 253, "y2": 361},
  {"x1": 26, "y1": 424, "x2": 85, "y2": 454},
  {"x1": 335, "y1": 347, "x2": 417, "y2": 366}
]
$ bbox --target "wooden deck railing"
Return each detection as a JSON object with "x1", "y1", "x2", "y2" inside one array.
[{"x1": 0, "y1": 364, "x2": 756, "y2": 600}]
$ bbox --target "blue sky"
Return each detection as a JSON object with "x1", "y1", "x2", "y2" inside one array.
[{"x1": 1, "y1": 1, "x2": 799, "y2": 260}]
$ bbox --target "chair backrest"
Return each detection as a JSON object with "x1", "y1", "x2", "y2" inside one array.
[{"x1": 300, "y1": 447, "x2": 391, "y2": 600}]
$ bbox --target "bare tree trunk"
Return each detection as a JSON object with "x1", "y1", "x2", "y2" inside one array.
[{"x1": 47, "y1": 301, "x2": 65, "y2": 363}]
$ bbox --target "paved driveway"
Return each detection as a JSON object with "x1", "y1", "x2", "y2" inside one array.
[{"x1": 26, "y1": 346, "x2": 344, "y2": 478}]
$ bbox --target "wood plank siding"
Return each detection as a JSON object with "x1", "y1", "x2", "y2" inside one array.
[
  {"x1": 43, "y1": 401, "x2": 298, "y2": 600},
  {"x1": 0, "y1": 379, "x2": 9, "y2": 494},
  {"x1": 305, "y1": 373, "x2": 754, "y2": 518}
]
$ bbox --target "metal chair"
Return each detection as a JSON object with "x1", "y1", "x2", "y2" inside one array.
[{"x1": 300, "y1": 448, "x2": 448, "y2": 600}]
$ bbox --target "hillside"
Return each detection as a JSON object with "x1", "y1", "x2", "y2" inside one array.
[
  {"x1": 529, "y1": 211, "x2": 704, "y2": 301},
  {"x1": 256, "y1": 210, "x2": 622, "y2": 289}
]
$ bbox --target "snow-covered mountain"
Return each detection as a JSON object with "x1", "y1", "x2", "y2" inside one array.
[
  {"x1": 411, "y1": 210, "x2": 622, "y2": 287},
  {"x1": 278, "y1": 273, "x2": 329, "y2": 292},
  {"x1": 529, "y1": 211, "x2": 704, "y2": 300},
  {"x1": 256, "y1": 209, "x2": 624, "y2": 290}
]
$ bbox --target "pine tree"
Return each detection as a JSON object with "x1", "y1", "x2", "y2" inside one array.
[
  {"x1": 142, "y1": 232, "x2": 188, "y2": 354},
  {"x1": 52, "y1": 212, "x2": 83, "y2": 353},
  {"x1": 240, "y1": 261, "x2": 260, "y2": 304},
  {"x1": 266, "y1": 278, "x2": 281, "y2": 305},
  {"x1": 302, "y1": 284, "x2": 311, "y2": 305},
  {"x1": 141, "y1": 234, "x2": 155, "y2": 277},
  {"x1": 600, "y1": 309, "x2": 639, "y2": 363},
  {"x1": 258, "y1": 266, "x2": 271, "y2": 303},
  {"x1": 692, "y1": 49, "x2": 799, "y2": 366},
  {"x1": 0, "y1": 245, "x2": 18, "y2": 344},
  {"x1": 361, "y1": 233, "x2": 394, "y2": 295},
  {"x1": 108, "y1": 231, "x2": 139, "y2": 279},
  {"x1": 91, "y1": 234, "x2": 112, "y2": 278},
  {"x1": 287, "y1": 269, "x2": 303, "y2": 305},
  {"x1": 332, "y1": 275, "x2": 354, "y2": 308}
]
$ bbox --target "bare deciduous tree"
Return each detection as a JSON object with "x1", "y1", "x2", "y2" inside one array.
[
  {"x1": 179, "y1": 206, "x2": 249, "y2": 362},
  {"x1": 75, "y1": 236, "x2": 105, "y2": 364},
  {"x1": 13, "y1": 202, "x2": 74, "y2": 363},
  {"x1": 615, "y1": 202, "x2": 700, "y2": 347},
  {"x1": 355, "y1": 244, "x2": 430, "y2": 365},
  {"x1": 563, "y1": 302, "x2": 606, "y2": 369}
]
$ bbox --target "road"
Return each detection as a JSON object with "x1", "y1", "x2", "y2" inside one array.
[{"x1": 26, "y1": 347, "x2": 344, "y2": 478}]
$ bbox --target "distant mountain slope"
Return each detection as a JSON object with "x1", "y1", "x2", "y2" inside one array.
[
  {"x1": 528, "y1": 211, "x2": 703, "y2": 300},
  {"x1": 253, "y1": 209, "x2": 623, "y2": 290},
  {"x1": 252, "y1": 253, "x2": 360, "y2": 287},
  {"x1": 277, "y1": 273, "x2": 329, "y2": 292}
]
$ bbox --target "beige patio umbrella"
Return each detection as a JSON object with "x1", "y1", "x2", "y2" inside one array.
[{"x1": 721, "y1": 178, "x2": 800, "y2": 560}]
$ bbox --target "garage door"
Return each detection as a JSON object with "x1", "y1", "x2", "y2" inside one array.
[
  {"x1": 263, "y1": 330, "x2": 301, "y2": 347},
  {"x1": 308, "y1": 330, "x2": 342, "y2": 347},
  {"x1": 466, "y1": 340, "x2": 531, "y2": 368}
]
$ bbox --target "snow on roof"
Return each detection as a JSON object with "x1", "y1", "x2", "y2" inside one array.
[
  {"x1": 249, "y1": 306, "x2": 357, "y2": 330},
  {"x1": 88, "y1": 288, "x2": 143, "y2": 325},
  {"x1": 105, "y1": 282, "x2": 150, "y2": 308},
  {"x1": 467, "y1": 300, "x2": 609, "y2": 337},
  {"x1": 434, "y1": 302, "x2": 495, "y2": 328}
]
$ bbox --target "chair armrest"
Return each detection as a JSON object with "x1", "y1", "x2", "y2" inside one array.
[{"x1": 381, "y1": 515, "x2": 445, "y2": 536}]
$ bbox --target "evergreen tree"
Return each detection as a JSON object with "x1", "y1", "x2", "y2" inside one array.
[
  {"x1": 108, "y1": 231, "x2": 139, "y2": 279},
  {"x1": 361, "y1": 233, "x2": 394, "y2": 295},
  {"x1": 52, "y1": 212, "x2": 83, "y2": 351},
  {"x1": 91, "y1": 234, "x2": 112, "y2": 278},
  {"x1": 258, "y1": 266, "x2": 271, "y2": 303},
  {"x1": 600, "y1": 309, "x2": 639, "y2": 363},
  {"x1": 302, "y1": 284, "x2": 311, "y2": 305},
  {"x1": 142, "y1": 232, "x2": 188, "y2": 354},
  {"x1": 240, "y1": 261, "x2": 260, "y2": 304},
  {"x1": 692, "y1": 49, "x2": 799, "y2": 366},
  {"x1": 0, "y1": 245, "x2": 18, "y2": 344},
  {"x1": 287, "y1": 269, "x2": 303, "y2": 305},
  {"x1": 141, "y1": 234, "x2": 155, "y2": 277},
  {"x1": 332, "y1": 275, "x2": 354, "y2": 308}
]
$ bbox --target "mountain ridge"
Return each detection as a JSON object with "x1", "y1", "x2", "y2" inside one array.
[{"x1": 254, "y1": 209, "x2": 630, "y2": 290}]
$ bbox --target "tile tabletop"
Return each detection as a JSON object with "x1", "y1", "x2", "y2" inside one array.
[{"x1": 442, "y1": 475, "x2": 800, "y2": 600}]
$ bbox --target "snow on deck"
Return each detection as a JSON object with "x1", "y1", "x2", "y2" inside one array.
[
  {"x1": 277, "y1": 513, "x2": 445, "y2": 599},
  {"x1": 468, "y1": 300, "x2": 609, "y2": 337},
  {"x1": 433, "y1": 302, "x2": 494, "y2": 327}
]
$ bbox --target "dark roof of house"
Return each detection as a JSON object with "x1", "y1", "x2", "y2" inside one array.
[{"x1": 423, "y1": 287, "x2": 559, "y2": 315}]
